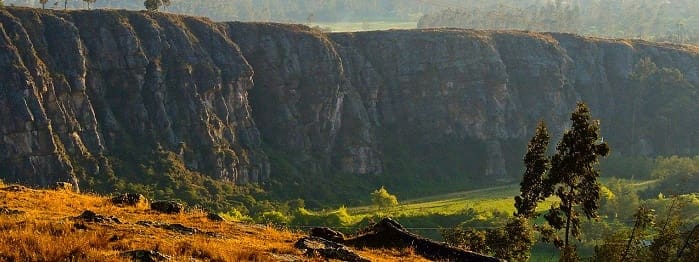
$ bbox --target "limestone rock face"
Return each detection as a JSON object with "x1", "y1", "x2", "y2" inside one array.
[
  {"x1": 224, "y1": 22, "x2": 383, "y2": 175},
  {"x1": 2, "y1": 8, "x2": 699, "y2": 189},
  {"x1": 0, "y1": 8, "x2": 268, "y2": 187}
]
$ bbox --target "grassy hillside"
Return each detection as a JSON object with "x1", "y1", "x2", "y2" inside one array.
[{"x1": 0, "y1": 180, "x2": 425, "y2": 261}]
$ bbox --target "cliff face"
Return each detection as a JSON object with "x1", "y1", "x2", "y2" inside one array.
[
  {"x1": 0, "y1": 8, "x2": 268, "y2": 189},
  {"x1": 2, "y1": 8, "x2": 699, "y2": 194}
]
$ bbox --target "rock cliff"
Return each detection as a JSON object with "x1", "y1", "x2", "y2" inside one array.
[
  {"x1": 0, "y1": 8, "x2": 268, "y2": 190},
  {"x1": 1, "y1": 8, "x2": 698, "y2": 198}
]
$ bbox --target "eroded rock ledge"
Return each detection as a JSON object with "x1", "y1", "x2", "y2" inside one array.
[{"x1": 2, "y1": 7, "x2": 699, "y2": 190}]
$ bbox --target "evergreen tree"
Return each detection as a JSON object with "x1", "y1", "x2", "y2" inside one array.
[
  {"x1": 144, "y1": 0, "x2": 170, "y2": 11},
  {"x1": 543, "y1": 102, "x2": 610, "y2": 261},
  {"x1": 84, "y1": 0, "x2": 96, "y2": 10},
  {"x1": 515, "y1": 120, "x2": 550, "y2": 218}
]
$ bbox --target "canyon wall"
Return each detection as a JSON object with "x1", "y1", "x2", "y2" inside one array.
[{"x1": 1, "y1": 8, "x2": 698, "y2": 194}]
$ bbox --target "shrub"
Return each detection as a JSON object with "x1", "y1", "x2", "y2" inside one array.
[
  {"x1": 258, "y1": 211, "x2": 291, "y2": 225},
  {"x1": 371, "y1": 186, "x2": 399, "y2": 208}
]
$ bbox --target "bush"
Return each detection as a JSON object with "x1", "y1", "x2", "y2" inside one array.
[
  {"x1": 371, "y1": 186, "x2": 399, "y2": 208},
  {"x1": 292, "y1": 206, "x2": 354, "y2": 228},
  {"x1": 258, "y1": 211, "x2": 291, "y2": 225},
  {"x1": 221, "y1": 209, "x2": 254, "y2": 223}
]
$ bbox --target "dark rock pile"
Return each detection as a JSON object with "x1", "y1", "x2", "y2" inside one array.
[
  {"x1": 136, "y1": 220, "x2": 220, "y2": 237},
  {"x1": 206, "y1": 212, "x2": 226, "y2": 222},
  {"x1": 1, "y1": 186, "x2": 27, "y2": 192},
  {"x1": 75, "y1": 210, "x2": 121, "y2": 224},
  {"x1": 150, "y1": 201, "x2": 183, "y2": 214},
  {"x1": 120, "y1": 250, "x2": 170, "y2": 262},
  {"x1": 52, "y1": 182, "x2": 74, "y2": 192},
  {"x1": 295, "y1": 236, "x2": 370, "y2": 262},
  {"x1": 302, "y1": 218, "x2": 503, "y2": 262},
  {"x1": 0, "y1": 207, "x2": 24, "y2": 215},
  {"x1": 111, "y1": 193, "x2": 148, "y2": 206}
]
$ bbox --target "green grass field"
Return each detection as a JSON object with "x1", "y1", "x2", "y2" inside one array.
[
  {"x1": 347, "y1": 178, "x2": 659, "y2": 218},
  {"x1": 307, "y1": 21, "x2": 416, "y2": 32},
  {"x1": 348, "y1": 184, "x2": 554, "y2": 217}
]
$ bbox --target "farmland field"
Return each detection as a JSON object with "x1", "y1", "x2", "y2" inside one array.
[{"x1": 307, "y1": 21, "x2": 417, "y2": 32}]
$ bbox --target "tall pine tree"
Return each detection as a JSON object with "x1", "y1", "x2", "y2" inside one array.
[
  {"x1": 543, "y1": 102, "x2": 610, "y2": 261},
  {"x1": 515, "y1": 120, "x2": 550, "y2": 218}
]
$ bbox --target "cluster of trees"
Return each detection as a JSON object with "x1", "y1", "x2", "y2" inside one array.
[
  {"x1": 617, "y1": 58, "x2": 698, "y2": 156},
  {"x1": 3, "y1": 0, "x2": 440, "y2": 21},
  {"x1": 592, "y1": 194, "x2": 699, "y2": 261},
  {"x1": 0, "y1": 0, "x2": 171, "y2": 11},
  {"x1": 444, "y1": 102, "x2": 610, "y2": 261},
  {"x1": 443, "y1": 102, "x2": 699, "y2": 261},
  {"x1": 418, "y1": 0, "x2": 699, "y2": 44}
]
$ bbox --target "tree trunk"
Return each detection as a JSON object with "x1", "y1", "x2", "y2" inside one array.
[
  {"x1": 622, "y1": 216, "x2": 640, "y2": 260},
  {"x1": 563, "y1": 187, "x2": 573, "y2": 261}
]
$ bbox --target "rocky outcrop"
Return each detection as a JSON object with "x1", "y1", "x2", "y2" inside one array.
[
  {"x1": 309, "y1": 218, "x2": 503, "y2": 261},
  {"x1": 0, "y1": 8, "x2": 268, "y2": 189},
  {"x1": 2, "y1": 7, "x2": 699, "y2": 195},
  {"x1": 295, "y1": 236, "x2": 371, "y2": 262},
  {"x1": 224, "y1": 22, "x2": 382, "y2": 175},
  {"x1": 150, "y1": 200, "x2": 183, "y2": 214}
]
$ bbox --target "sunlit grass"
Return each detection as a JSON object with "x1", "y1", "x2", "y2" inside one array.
[
  {"x1": 307, "y1": 21, "x2": 416, "y2": 32},
  {"x1": 0, "y1": 184, "x2": 427, "y2": 261},
  {"x1": 343, "y1": 178, "x2": 657, "y2": 220}
]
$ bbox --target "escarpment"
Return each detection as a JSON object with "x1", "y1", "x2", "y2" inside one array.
[
  {"x1": 0, "y1": 8, "x2": 268, "y2": 189},
  {"x1": 2, "y1": 7, "x2": 699, "y2": 198}
]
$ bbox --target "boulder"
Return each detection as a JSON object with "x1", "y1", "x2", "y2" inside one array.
[
  {"x1": 75, "y1": 210, "x2": 121, "y2": 224},
  {"x1": 323, "y1": 218, "x2": 503, "y2": 262},
  {"x1": 206, "y1": 212, "x2": 226, "y2": 222},
  {"x1": 136, "y1": 220, "x2": 220, "y2": 237},
  {"x1": 0, "y1": 207, "x2": 24, "y2": 215},
  {"x1": 150, "y1": 201, "x2": 183, "y2": 214},
  {"x1": 53, "y1": 182, "x2": 73, "y2": 191},
  {"x1": 1, "y1": 185, "x2": 27, "y2": 192},
  {"x1": 295, "y1": 236, "x2": 370, "y2": 262},
  {"x1": 311, "y1": 227, "x2": 346, "y2": 242},
  {"x1": 111, "y1": 193, "x2": 148, "y2": 206},
  {"x1": 120, "y1": 250, "x2": 170, "y2": 262}
]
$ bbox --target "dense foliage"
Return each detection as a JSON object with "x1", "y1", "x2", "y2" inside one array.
[
  {"x1": 418, "y1": 0, "x2": 699, "y2": 44},
  {"x1": 4, "y1": 0, "x2": 439, "y2": 22},
  {"x1": 370, "y1": 186, "x2": 399, "y2": 208},
  {"x1": 143, "y1": 0, "x2": 169, "y2": 11}
]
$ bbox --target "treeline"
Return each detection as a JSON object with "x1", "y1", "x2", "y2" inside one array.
[
  {"x1": 3, "y1": 0, "x2": 439, "y2": 22},
  {"x1": 418, "y1": 0, "x2": 699, "y2": 44}
]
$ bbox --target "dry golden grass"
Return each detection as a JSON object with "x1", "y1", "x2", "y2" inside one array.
[{"x1": 0, "y1": 185, "x2": 426, "y2": 261}]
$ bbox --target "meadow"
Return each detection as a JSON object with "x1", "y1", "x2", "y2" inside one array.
[
  {"x1": 0, "y1": 180, "x2": 425, "y2": 261},
  {"x1": 307, "y1": 21, "x2": 416, "y2": 32}
]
